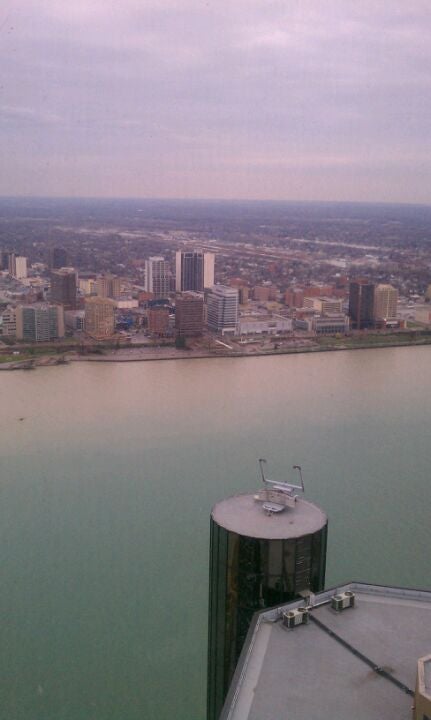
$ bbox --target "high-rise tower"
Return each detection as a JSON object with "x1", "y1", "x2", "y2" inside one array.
[
  {"x1": 348, "y1": 279, "x2": 375, "y2": 329},
  {"x1": 50, "y1": 268, "x2": 77, "y2": 310},
  {"x1": 175, "y1": 250, "x2": 215, "y2": 292},
  {"x1": 15, "y1": 303, "x2": 65, "y2": 341},
  {"x1": 207, "y1": 462, "x2": 328, "y2": 720},
  {"x1": 6, "y1": 253, "x2": 28, "y2": 279},
  {"x1": 144, "y1": 257, "x2": 169, "y2": 299},
  {"x1": 175, "y1": 292, "x2": 204, "y2": 337},
  {"x1": 49, "y1": 247, "x2": 68, "y2": 270},
  {"x1": 207, "y1": 285, "x2": 238, "y2": 335},
  {"x1": 84, "y1": 296, "x2": 115, "y2": 339},
  {"x1": 374, "y1": 284, "x2": 398, "y2": 322}
]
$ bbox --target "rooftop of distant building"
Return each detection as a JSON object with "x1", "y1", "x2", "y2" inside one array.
[{"x1": 221, "y1": 582, "x2": 431, "y2": 720}]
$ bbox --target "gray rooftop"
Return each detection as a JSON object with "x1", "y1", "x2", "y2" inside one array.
[
  {"x1": 211, "y1": 494, "x2": 327, "y2": 540},
  {"x1": 221, "y1": 583, "x2": 431, "y2": 720}
]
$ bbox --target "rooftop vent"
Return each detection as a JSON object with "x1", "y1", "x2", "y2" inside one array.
[
  {"x1": 331, "y1": 591, "x2": 355, "y2": 612},
  {"x1": 283, "y1": 606, "x2": 309, "y2": 629},
  {"x1": 254, "y1": 459, "x2": 305, "y2": 515}
]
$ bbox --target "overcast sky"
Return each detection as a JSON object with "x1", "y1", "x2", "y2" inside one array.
[{"x1": 1, "y1": 0, "x2": 430, "y2": 203}]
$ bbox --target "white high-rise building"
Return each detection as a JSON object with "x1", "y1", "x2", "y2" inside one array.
[
  {"x1": 203, "y1": 252, "x2": 215, "y2": 289},
  {"x1": 207, "y1": 285, "x2": 239, "y2": 335},
  {"x1": 7, "y1": 253, "x2": 28, "y2": 279},
  {"x1": 175, "y1": 250, "x2": 215, "y2": 292},
  {"x1": 374, "y1": 284, "x2": 398, "y2": 320},
  {"x1": 15, "y1": 256, "x2": 28, "y2": 279},
  {"x1": 145, "y1": 256, "x2": 170, "y2": 299}
]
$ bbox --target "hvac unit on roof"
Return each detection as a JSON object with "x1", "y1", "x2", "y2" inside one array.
[
  {"x1": 282, "y1": 606, "x2": 310, "y2": 629},
  {"x1": 331, "y1": 591, "x2": 355, "y2": 611}
]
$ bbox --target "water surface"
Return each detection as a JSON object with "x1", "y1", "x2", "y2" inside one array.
[{"x1": 1, "y1": 347, "x2": 430, "y2": 719}]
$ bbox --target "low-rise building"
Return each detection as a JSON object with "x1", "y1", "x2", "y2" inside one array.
[
  {"x1": 115, "y1": 299, "x2": 139, "y2": 310},
  {"x1": 313, "y1": 313, "x2": 350, "y2": 335},
  {"x1": 0, "y1": 305, "x2": 17, "y2": 337},
  {"x1": 238, "y1": 314, "x2": 292, "y2": 336},
  {"x1": 303, "y1": 296, "x2": 343, "y2": 314},
  {"x1": 285, "y1": 287, "x2": 304, "y2": 308},
  {"x1": 65, "y1": 310, "x2": 85, "y2": 332},
  {"x1": 415, "y1": 306, "x2": 431, "y2": 326}
]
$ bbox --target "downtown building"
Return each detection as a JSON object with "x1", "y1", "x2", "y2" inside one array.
[
  {"x1": 50, "y1": 268, "x2": 77, "y2": 310},
  {"x1": 95, "y1": 274, "x2": 122, "y2": 300},
  {"x1": 303, "y1": 296, "x2": 343, "y2": 314},
  {"x1": 348, "y1": 279, "x2": 375, "y2": 329},
  {"x1": 144, "y1": 257, "x2": 170, "y2": 299},
  {"x1": 84, "y1": 296, "x2": 116, "y2": 339},
  {"x1": 207, "y1": 285, "x2": 239, "y2": 335},
  {"x1": 374, "y1": 283, "x2": 398, "y2": 323},
  {"x1": 147, "y1": 306, "x2": 170, "y2": 336},
  {"x1": 48, "y1": 247, "x2": 68, "y2": 270},
  {"x1": 175, "y1": 250, "x2": 215, "y2": 292},
  {"x1": 15, "y1": 303, "x2": 65, "y2": 342},
  {"x1": 175, "y1": 292, "x2": 204, "y2": 337},
  {"x1": 4, "y1": 253, "x2": 28, "y2": 280},
  {"x1": 0, "y1": 306, "x2": 17, "y2": 337}
]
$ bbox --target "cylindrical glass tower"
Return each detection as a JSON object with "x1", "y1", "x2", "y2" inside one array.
[{"x1": 207, "y1": 493, "x2": 328, "y2": 720}]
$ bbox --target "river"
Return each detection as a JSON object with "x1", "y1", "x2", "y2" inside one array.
[{"x1": 1, "y1": 347, "x2": 430, "y2": 720}]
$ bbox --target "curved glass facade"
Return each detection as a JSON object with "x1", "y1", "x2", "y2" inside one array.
[{"x1": 207, "y1": 519, "x2": 327, "y2": 720}]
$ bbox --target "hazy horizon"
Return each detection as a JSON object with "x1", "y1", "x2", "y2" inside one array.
[
  {"x1": 1, "y1": 1, "x2": 431, "y2": 204},
  {"x1": 1, "y1": 195, "x2": 431, "y2": 211}
]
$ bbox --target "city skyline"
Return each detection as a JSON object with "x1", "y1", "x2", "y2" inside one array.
[{"x1": 1, "y1": 2, "x2": 431, "y2": 203}]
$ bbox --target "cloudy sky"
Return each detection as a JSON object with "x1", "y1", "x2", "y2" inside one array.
[{"x1": 1, "y1": 0, "x2": 430, "y2": 202}]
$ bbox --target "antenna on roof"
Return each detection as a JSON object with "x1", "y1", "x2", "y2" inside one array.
[
  {"x1": 258, "y1": 459, "x2": 305, "y2": 495},
  {"x1": 256, "y1": 459, "x2": 304, "y2": 514}
]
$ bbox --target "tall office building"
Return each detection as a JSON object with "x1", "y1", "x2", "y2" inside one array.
[
  {"x1": 175, "y1": 292, "x2": 204, "y2": 336},
  {"x1": 15, "y1": 303, "x2": 65, "y2": 341},
  {"x1": 95, "y1": 274, "x2": 122, "y2": 299},
  {"x1": 0, "y1": 251, "x2": 9, "y2": 271},
  {"x1": 14, "y1": 256, "x2": 28, "y2": 280},
  {"x1": 6, "y1": 253, "x2": 28, "y2": 279},
  {"x1": 207, "y1": 285, "x2": 239, "y2": 335},
  {"x1": 208, "y1": 471, "x2": 328, "y2": 720},
  {"x1": 348, "y1": 279, "x2": 375, "y2": 329},
  {"x1": 147, "y1": 307, "x2": 170, "y2": 336},
  {"x1": 84, "y1": 296, "x2": 115, "y2": 339},
  {"x1": 49, "y1": 247, "x2": 68, "y2": 270},
  {"x1": 50, "y1": 268, "x2": 77, "y2": 310},
  {"x1": 144, "y1": 257, "x2": 170, "y2": 299},
  {"x1": 175, "y1": 250, "x2": 215, "y2": 292},
  {"x1": 374, "y1": 284, "x2": 398, "y2": 321}
]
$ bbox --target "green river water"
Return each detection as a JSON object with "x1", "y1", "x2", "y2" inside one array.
[{"x1": 1, "y1": 347, "x2": 430, "y2": 719}]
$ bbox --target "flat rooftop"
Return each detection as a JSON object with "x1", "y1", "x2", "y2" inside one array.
[
  {"x1": 221, "y1": 583, "x2": 431, "y2": 720},
  {"x1": 211, "y1": 494, "x2": 327, "y2": 540}
]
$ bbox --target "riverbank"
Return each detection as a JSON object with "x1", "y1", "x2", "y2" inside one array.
[{"x1": 2, "y1": 331, "x2": 431, "y2": 370}]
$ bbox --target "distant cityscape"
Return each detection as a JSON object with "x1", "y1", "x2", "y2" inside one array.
[{"x1": 1, "y1": 200, "x2": 431, "y2": 364}]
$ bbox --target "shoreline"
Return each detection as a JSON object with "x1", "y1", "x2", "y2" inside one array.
[{"x1": 2, "y1": 334, "x2": 431, "y2": 370}]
